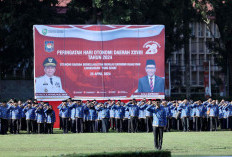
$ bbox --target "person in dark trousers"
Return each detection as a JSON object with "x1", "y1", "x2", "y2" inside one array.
[
  {"x1": 59, "y1": 100, "x2": 70, "y2": 134},
  {"x1": 207, "y1": 100, "x2": 219, "y2": 131},
  {"x1": 69, "y1": 100, "x2": 76, "y2": 133},
  {"x1": 147, "y1": 100, "x2": 167, "y2": 150},
  {"x1": 138, "y1": 100, "x2": 147, "y2": 132},
  {"x1": 57, "y1": 102, "x2": 63, "y2": 130},
  {"x1": 75, "y1": 100, "x2": 85, "y2": 133},
  {"x1": 112, "y1": 100, "x2": 124, "y2": 132},
  {"x1": 8, "y1": 101, "x2": 21, "y2": 134},
  {"x1": 18, "y1": 101, "x2": 26, "y2": 131},
  {"x1": 125, "y1": 99, "x2": 139, "y2": 133},
  {"x1": 108, "y1": 100, "x2": 115, "y2": 130},
  {"x1": 178, "y1": 99, "x2": 190, "y2": 132},
  {"x1": 88, "y1": 103, "x2": 97, "y2": 132},
  {"x1": 96, "y1": 103, "x2": 110, "y2": 133},
  {"x1": 23, "y1": 102, "x2": 36, "y2": 134},
  {"x1": 35, "y1": 104, "x2": 45, "y2": 134},
  {"x1": 0, "y1": 101, "x2": 10, "y2": 135},
  {"x1": 145, "y1": 100, "x2": 153, "y2": 132},
  {"x1": 44, "y1": 105, "x2": 56, "y2": 134}
]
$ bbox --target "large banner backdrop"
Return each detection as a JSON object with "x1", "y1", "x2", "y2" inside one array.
[{"x1": 33, "y1": 25, "x2": 165, "y2": 101}]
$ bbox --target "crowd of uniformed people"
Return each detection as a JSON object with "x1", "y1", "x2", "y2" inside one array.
[
  {"x1": 58, "y1": 98, "x2": 232, "y2": 134},
  {"x1": 0, "y1": 99, "x2": 55, "y2": 134},
  {"x1": 0, "y1": 98, "x2": 232, "y2": 135}
]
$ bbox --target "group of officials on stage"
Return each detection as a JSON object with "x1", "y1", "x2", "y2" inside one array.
[{"x1": 0, "y1": 99, "x2": 55, "y2": 135}]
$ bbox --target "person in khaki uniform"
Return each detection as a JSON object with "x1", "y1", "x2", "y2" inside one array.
[{"x1": 35, "y1": 57, "x2": 67, "y2": 94}]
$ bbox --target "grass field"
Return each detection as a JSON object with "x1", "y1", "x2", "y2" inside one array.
[{"x1": 0, "y1": 129, "x2": 232, "y2": 157}]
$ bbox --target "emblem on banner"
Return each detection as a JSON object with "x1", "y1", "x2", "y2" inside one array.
[
  {"x1": 45, "y1": 41, "x2": 54, "y2": 53},
  {"x1": 143, "y1": 41, "x2": 161, "y2": 54},
  {"x1": 42, "y1": 29, "x2": 47, "y2": 35}
]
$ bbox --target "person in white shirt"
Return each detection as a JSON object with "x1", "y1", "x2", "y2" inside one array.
[{"x1": 35, "y1": 57, "x2": 67, "y2": 94}]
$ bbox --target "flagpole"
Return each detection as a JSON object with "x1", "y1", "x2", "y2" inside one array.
[
  {"x1": 169, "y1": 61, "x2": 171, "y2": 97},
  {"x1": 209, "y1": 61, "x2": 212, "y2": 97}
]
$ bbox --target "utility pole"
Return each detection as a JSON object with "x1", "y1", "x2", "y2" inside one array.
[{"x1": 184, "y1": 0, "x2": 191, "y2": 99}]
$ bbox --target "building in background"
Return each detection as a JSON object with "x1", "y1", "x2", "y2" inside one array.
[{"x1": 169, "y1": 21, "x2": 226, "y2": 98}]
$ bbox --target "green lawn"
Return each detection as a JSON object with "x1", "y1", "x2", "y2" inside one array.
[{"x1": 0, "y1": 130, "x2": 232, "y2": 157}]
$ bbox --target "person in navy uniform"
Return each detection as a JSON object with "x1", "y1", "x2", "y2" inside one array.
[
  {"x1": 44, "y1": 105, "x2": 56, "y2": 134},
  {"x1": 138, "y1": 60, "x2": 164, "y2": 93},
  {"x1": 162, "y1": 101, "x2": 171, "y2": 132},
  {"x1": 57, "y1": 102, "x2": 63, "y2": 130},
  {"x1": 23, "y1": 102, "x2": 36, "y2": 134},
  {"x1": 108, "y1": 100, "x2": 116, "y2": 131},
  {"x1": 112, "y1": 100, "x2": 125, "y2": 132},
  {"x1": 0, "y1": 101, "x2": 10, "y2": 135},
  {"x1": 207, "y1": 100, "x2": 219, "y2": 131},
  {"x1": 195, "y1": 100, "x2": 205, "y2": 131},
  {"x1": 83, "y1": 100, "x2": 90, "y2": 132},
  {"x1": 35, "y1": 104, "x2": 45, "y2": 134},
  {"x1": 69, "y1": 100, "x2": 77, "y2": 133},
  {"x1": 87, "y1": 103, "x2": 97, "y2": 132},
  {"x1": 125, "y1": 99, "x2": 139, "y2": 133},
  {"x1": 218, "y1": 100, "x2": 226, "y2": 129},
  {"x1": 224, "y1": 101, "x2": 232, "y2": 130},
  {"x1": 178, "y1": 99, "x2": 190, "y2": 132},
  {"x1": 138, "y1": 99, "x2": 147, "y2": 132},
  {"x1": 123, "y1": 102, "x2": 130, "y2": 132},
  {"x1": 147, "y1": 100, "x2": 167, "y2": 150},
  {"x1": 59, "y1": 100, "x2": 70, "y2": 134},
  {"x1": 75, "y1": 100, "x2": 85, "y2": 133},
  {"x1": 145, "y1": 99, "x2": 153, "y2": 132},
  {"x1": 96, "y1": 103, "x2": 110, "y2": 133},
  {"x1": 8, "y1": 100, "x2": 22, "y2": 134},
  {"x1": 18, "y1": 100, "x2": 26, "y2": 131},
  {"x1": 35, "y1": 57, "x2": 68, "y2": 95}
]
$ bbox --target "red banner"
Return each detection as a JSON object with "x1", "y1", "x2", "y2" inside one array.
[{"x1": 33, "y1": 25, "x2": 165, "y2": 101}]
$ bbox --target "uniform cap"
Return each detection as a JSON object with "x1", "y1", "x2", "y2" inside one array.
[
  {"x1": 146, "y1": 59, "x2": 156, "y2": 66},
  {"x1": 43, "y1": 57, "x2": 57, "y2": 67}
]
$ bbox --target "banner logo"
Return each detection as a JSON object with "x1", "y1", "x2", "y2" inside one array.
[
  {"x1": 42, "y1": 29, "x2": 47, "y2": 35},
  {"x1": 143, "y1": 41, "x2": 161, "y2": 54},
  {"x1": 45, "y1": 41, "x2": 54, "y2": 53},
  {"x1": 48, "y1": 58, "x2": 53, "y2": 63}
]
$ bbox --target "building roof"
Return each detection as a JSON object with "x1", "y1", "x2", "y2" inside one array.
[{"x1": 57, "y1": 0, "x2": 71, "y2": 7}]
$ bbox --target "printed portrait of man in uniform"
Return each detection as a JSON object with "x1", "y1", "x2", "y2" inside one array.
[
  {"x1": 138, "y1": 59, "x2": 164, "y2": 93},
  {"x1": 35, "y1": 57, "x2": 67, "y2": 94}
]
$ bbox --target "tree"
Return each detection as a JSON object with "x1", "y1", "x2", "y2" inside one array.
[
  {"x1": 0, "y1": 0, "x2": 63, "y2": 79},
  {"x1": 67, "y1": 0, "x2": 197, "y2": 60},
  {"x1": 192, "y1": 0, "x2": 232, "y2": 97}
]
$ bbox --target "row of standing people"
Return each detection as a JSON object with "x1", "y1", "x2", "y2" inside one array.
[
  {"x1": 58, "y1": 98, "x2": 232, "y2": 134},
  {"x1": 0, "y1": 99, "x2": 56, "y2": 135}
]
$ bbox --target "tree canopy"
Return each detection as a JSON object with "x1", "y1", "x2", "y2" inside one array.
[{"x1": 192, "y1": 0, "x2": 232, "y2": 95}]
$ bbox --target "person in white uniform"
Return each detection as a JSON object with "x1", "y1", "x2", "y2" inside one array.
[{"x1": 35, "y1": 57, "x2": 66, "y2": 94}]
